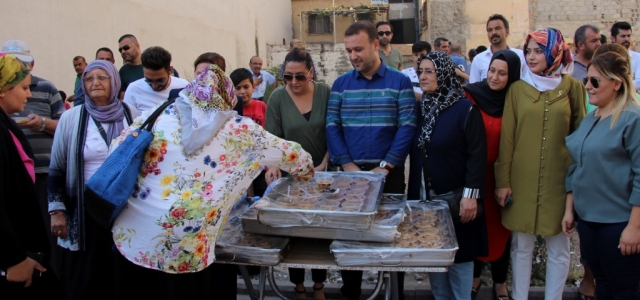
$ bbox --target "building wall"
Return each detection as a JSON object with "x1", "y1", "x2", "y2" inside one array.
[
  {"x1": 0, "y1": 0, "x2": 292, "y2": 95},
  {"x1": 269, "y1": 42, "x2": 352, "y2": 85},
  {"x1": 531, "y1": 0, "x2": 640, "y2": 50},
  {"x1": 292, "y1": 0, "x2": 388, "y2": 44}
]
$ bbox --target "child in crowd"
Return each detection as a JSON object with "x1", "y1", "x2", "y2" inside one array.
[
  {"x1": 230, "y1": 68, "x2": 266, "y2": 127},
  {"x1": 230, "y1": 68, "x2": 268, "y2": 197}
]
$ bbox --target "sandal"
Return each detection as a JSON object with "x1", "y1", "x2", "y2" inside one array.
[
  {"x1": 471, "y1": 280, "x2": 484, "y2": 300},
  {"x1": 493, "y1": 283, "x2": 510, "y2": 300},
  {"x1": 576, "y1": 291, "x2": 595, "y2": 300}
]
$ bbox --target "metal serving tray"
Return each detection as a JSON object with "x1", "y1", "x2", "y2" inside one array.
[
  {"x1": 330, "y1": 200, "x2": 459, "y2": 267},
  {"x1": 215, "y1": 217, "x2": 290, "y2": 266},
  {"x1": 241, "y1": 194, "x2": 406, "y2": 242},
  {"x1": 254, "y1": 172, "x2": 386, "y2": 230}
]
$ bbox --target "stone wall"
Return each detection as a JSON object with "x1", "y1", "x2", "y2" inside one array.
[
  {"x1": 268, "y1": 43, "x2": 352, "y2": 85},
  {"x1": 531, "y1": 0, "x2": 640, "y2": 50}
]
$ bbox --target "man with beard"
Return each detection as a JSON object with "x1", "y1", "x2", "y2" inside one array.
[
  {"x1": 469, "y1": 14, "x2": 525, "y2": 83},
  {"x1": 572, "y1": 25, "x2": 602, "y2": 82},
  {"x1": 326, "y1": 21, "x2": 416, "y2": 300},
  {"x1": 610, "y1": 21, "x2": 640, "y2": 90},
  {"x1": 376, "y1": 21, "x2": 403, "y2": 70},
  {"x1": 117, "y1": 34, "x2": 143, "y2": 99},
  {"x1": 123, "y1": 46, "x2": 188, "y2": 112}
]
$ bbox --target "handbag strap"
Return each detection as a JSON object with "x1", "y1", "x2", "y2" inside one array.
[{"x1": 139, "y1": 98, "x2": 177, "y2": 132}]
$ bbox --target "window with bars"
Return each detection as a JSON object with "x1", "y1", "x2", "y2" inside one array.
[
  {"x1": 356, "y1": 12, "x2": 371, "y2": 22},
  {"x1": 308, "y1": 15, "x2": 332, "y2": 34}
]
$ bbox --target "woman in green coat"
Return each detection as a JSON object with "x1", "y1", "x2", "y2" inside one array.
[{"x1": 494, "y1": 28, "x2": 586, "y2": 300}]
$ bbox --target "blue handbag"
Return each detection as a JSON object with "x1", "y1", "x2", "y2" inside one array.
[{"x1": 85, "y1": 99, "x2": 176, "y2": 228}]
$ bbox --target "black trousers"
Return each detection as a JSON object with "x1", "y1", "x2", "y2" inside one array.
[
  {"x1": 115, "y1": 251, "x2": 237, "y2": 300},
  {"x1": 35, "y1": 173, "x2": 61, "y2": 277},
  {"x1": 473, "y1": 237, "x2": 511, "y2": 283},
  {"x1": 289, "y1": 268, "x2": 328, "y2": 285},
  {"x1": 341, "y1": 164, "x2": 406, "y2": 300}
]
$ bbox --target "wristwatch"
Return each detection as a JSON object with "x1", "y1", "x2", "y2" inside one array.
[
  {"x1": 379, "y1": 160, "x2": 393, "y2": 171},
  {"x1": 38, "y1": 117, "x2": 46, "y2": 132}
]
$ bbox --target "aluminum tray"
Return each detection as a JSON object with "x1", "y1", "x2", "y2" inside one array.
[
  {"x1": 215, "y1": 202, "x2": 290, "y2": 266},
  {"x1": 255, "y1": 172, "x2": 386, "y2": 230},
  {"x1": 330, "y1": 200, "x2": 459, "y2": 267},
  {"x1": 241, "y1": 194, "x2": 406, "y2": 242}
]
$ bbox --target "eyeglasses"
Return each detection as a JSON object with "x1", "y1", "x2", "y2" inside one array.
[
  {"x1": 416, "y1": 68, "x2": 436, "y2": 76},
  {"x1": 378, "y1": 31, "x2": 392, "y2": 36},
  {"x1": 118, "y1": 43, "x2": 136, "y2": 53},
  {"x1": 283, "y1": 70, "x2": 311, "y2": 81},
  {"x1": 144, "y1": 77, "x2": 168, "y2": 87},
  {"x1": 583, "y1": 76, "x2": 601, "y2": 88},
  {"x1": 83, "y1": 74, "x2": 111, "y2": 83}
]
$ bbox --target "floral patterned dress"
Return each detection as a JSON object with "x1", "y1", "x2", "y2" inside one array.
[{"x1": 111, "y1": 104, "x2": 312, "y2": 274}]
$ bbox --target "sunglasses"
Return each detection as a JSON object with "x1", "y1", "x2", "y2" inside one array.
[
  {"x1": 144, "y1": 77, "x2": 168, "y2": 87},
  {"x1": 583, "y1": 76, "x2": 601, "y2": 89},
  {"x1": 378, "y1": 31, "x2": 392, "y2": 36},
  {"x1": 118, "y1": 43, "x2": 136, "y2": 53},
  {"x1": 283, "y1": 70, "x2": 311, "y2": 81},
  {"x1": 416, "y1": 68, "x2": 436, "y2": 76}
]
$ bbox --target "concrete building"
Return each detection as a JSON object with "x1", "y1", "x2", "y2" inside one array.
[{"x1": 0, "y1": 0, "x2": 293, "y2": 97}]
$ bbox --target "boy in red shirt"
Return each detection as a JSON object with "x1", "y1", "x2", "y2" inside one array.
[
  {"x1": 230, "y1": 68, "x2": 266, "y2": 127},
  {"x1": 230, "y1": 68, "x2": 268, "y2": 197}
]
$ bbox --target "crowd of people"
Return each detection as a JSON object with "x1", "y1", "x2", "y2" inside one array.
[{"x1": 1, "y1": 12, "x2": 640, "y2": 300}]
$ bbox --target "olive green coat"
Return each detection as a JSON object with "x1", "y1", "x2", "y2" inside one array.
[{"x1": 495, "y1": 75, "x2": 586, "y2": 236}]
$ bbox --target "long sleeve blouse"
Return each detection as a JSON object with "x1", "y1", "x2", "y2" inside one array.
[{"x1": 566, "y1": 105, "x2": 640, "y2": 223}]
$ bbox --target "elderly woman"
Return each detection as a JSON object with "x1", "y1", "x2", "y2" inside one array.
[
  {"x1": 111, "y1": 65, "x2": 314, "y2": 299},
  {"x1": 563, "y1": 52, "x2": 640, "y2": 299},
  {"x1": 48, "y1": 60, "x2": 139, "y2": 299},
  {"x1": 494, "y1": 28, "x2": 585, "y2": 300},
  {"x1": 411, "y1": 51, "x2": 488, "y2": 299},
  {"x1": 463, "y1": 50, "x2": 520, "y2": 300},
  {"x1": 0, "y1": 54, "x2": 58, "y2": 296}
]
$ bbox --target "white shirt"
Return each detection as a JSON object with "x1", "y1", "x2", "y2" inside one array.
[
  {"x1": 401, "y1": 67, "x2": 422, "y2": 95},
  {"x1": 83, "y1": 117, "x2": 132, "y2": 183},
  {"x1": 248, "y1": 70, "x2": 276, "y2": 99},
  {"x1": 629, "y1": 50, "x2": 640, "y2": 89},
  {"x1": 469, "y1": 46, "x2": 526, "y2": 83},
  {"x1": 124, "y1": 76, "x2": 189, "y2": 113}
]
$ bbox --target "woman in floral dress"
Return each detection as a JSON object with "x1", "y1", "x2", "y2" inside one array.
[{"x1": 111, "y1": 65, "x2": 314, "y2": 299}]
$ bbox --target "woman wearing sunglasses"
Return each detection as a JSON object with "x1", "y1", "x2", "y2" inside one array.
[
  {"x1": 463, "y1": 49, "x2": 521, "y2": 300},
  {"x1": 494, "y1": 28, "x2": 586, "y2": 300},
  {"x1": 264, "y1": 47, "x2": 330, "y2": 300},
  {"x1": 563, "y1": 51, "x2": 640, "y2": 299}
]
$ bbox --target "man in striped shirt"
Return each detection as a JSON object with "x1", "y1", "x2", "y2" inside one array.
[{"x1": 325, "y1": 21, "x2": 416, "y2": 300}]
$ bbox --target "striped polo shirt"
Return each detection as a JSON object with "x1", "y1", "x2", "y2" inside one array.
[
  {"x1": 326, "y1": 61, "x2": 417, "y2": 167},
  {"x1": 13, "y1": 75, "x2": 64, "y2": 173}
]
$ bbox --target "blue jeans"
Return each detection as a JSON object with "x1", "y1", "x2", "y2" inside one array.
[
  {"x1": 429, "y1": 261, "x2": 473, "y2": 300},
  {"x1": 578, "y1": 220, "x2": 640, "y2": 299}
]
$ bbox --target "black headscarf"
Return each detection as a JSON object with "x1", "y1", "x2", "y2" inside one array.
[
  {"x1": 463, "y1": 50, "x2": 521, "y2": 117},
  {"x1": 418, "y1": 51, "x2": 463, "y2": 152}
]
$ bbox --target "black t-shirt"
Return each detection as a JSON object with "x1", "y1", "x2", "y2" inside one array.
[{"x1": 119, "y1": 64, "x2": 144, "y2": 92}]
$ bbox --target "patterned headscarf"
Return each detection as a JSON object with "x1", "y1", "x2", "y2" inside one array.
[
  {"x1": 417, "y1": 51, "x2": 463, "y2": 152},
  {"x1": 81, "y1": 60, "x2": 125, "y2": 145},
  {"x1": 176, "y1": 64, "x2": 239, "y2": 155},
  {"x1": 524, "y1": 28, "x2": 573, "y2": 77},
  {"x1": 0, "y1": 53, "x2": 30, "y2": 91}
]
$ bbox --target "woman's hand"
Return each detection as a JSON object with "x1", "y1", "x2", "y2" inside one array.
[
  {"x1": 561, "y1": 210, "x2": 576, "y2": 237},
  {"x1": 495, "y1": 188, "x2": 512, "y2": 207},
  {"x1": 459, "y1": 197, "x2": 477, "y2": 223},
  {"x1": 619, "y1": 224, "x2": 640, "y2": 255},
  {"x1": 295, "y1": 167, "x2": 315, "y2": 181},
  {"x1": 50, "y1": 212, "x2": 68, "y2": 239},
  {"x1": 265, "y1": 168, "x2": 282, "y2": 185},
  {"x1": 6, "y1": 257, "x2": 46, "y2": 287}
]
